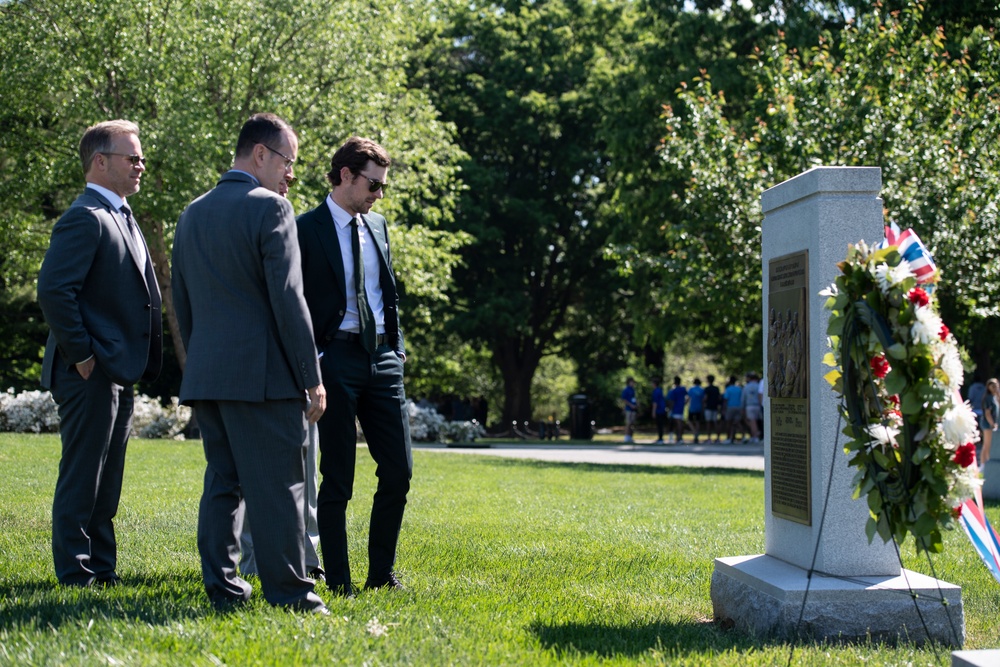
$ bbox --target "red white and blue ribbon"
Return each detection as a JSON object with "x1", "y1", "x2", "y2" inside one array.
[
  {"x1": 958, "y1": 487, "x2": 1000, "y2": 585},
  {"x1": 881, "y1": 222, "x2": 937, "y2": 285}
]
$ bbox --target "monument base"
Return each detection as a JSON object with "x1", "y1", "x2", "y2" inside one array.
[
  {"x1": 711, "y1": 555, "x2": 964, "y2": 646},
  {"x1": 980, "y1": 459, "x2": 1000, "y2": 500}
]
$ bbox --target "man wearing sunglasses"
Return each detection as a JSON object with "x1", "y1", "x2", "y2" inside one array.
[
  {"x1": 37, "y1": 119, "x2": 162, "y2": 587},
  {"x1": 296, "y1": 136, "x2": 412, "y2": 597},
  {"x1": 172, "y1": 113, "x2": 328, "y2": 614}
]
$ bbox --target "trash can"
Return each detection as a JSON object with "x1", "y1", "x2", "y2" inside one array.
[{"x1": 568, "y1": 394, "x2": 592, "y2": 440}]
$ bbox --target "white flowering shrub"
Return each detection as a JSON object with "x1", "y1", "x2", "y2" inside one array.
[
  {"x1": 439, "y1": 419, "x2": 487, "y2": 443},
  {"x1": 131, "y1": 394, "x2": 192, "y2": 440},
  {"x1": 0, "y1": 388, "x2": 60, "y2": 433},
  {"x1": 0, "y1": 388, "x2": 191, "y2": 439},
  {"x1": 407, "y1": 400, "x2": 445, "y2": 442}
]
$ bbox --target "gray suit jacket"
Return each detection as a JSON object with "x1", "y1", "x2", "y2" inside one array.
[
  {"x1": 37, "y1": 188, "x2": 162, "y2": 388},
  {"x1": 172, "y1": 170, "x2": 320, "y2": 403}
]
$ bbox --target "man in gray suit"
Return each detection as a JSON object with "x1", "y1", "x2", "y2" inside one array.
[
  {"x1": 37, "y1": 119, "x2": 162, "y2": 587},
  {"x1": 172, "y1": 113, "x2": 328, "y2": 614}
]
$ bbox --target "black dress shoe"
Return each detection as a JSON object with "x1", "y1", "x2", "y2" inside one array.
[
  {"x1": 363, "y1": 572, "x2": 404, "y2": 591},
  {"x1": 96, "y1": 574, "x2": 122, "y2": 588},
  {"x1": 328, "y1": 582, "x2": 356, "y2": 599},
  {"x1": 309, "y1": 568, "x2": 326, "y2": 584}
]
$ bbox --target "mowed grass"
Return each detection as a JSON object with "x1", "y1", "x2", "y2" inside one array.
[{"x1": 1, "y1": 433, "x2": 998, "y2": 666}]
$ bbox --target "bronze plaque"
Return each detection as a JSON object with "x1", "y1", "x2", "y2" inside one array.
[{"x1": 768, "y1": 251, "x2": 811, "y2": 525}]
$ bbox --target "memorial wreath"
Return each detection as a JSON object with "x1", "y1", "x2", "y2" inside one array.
[{"x1": 822, "y1": 224, "x2": 981, "y2": 554}]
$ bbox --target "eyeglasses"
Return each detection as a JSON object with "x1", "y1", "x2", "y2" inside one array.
[
  {"x1": 102, "y1": 152, "x2": 146, "y2": 167},
  {"x1": 360, "y1": 174, "x2": 388, "y2": 193},
  {"x1": 263, "y1": 144, "x2": 295, "y2": 170}
]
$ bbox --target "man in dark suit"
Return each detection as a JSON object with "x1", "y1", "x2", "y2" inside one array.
[
  {"x1": 297, "y1": 136, "x2": 412, "y2": 596},
  {"x1": 172, "y1": 113, "x2": 328, "y2": 614},
  {"x1": 37, "y1": 119, "x2": 162, "y2": 587}
]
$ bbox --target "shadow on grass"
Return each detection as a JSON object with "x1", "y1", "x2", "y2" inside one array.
[
  {"x1": 528, "y1": 618, "x2": 782, "y2": 658},
  {"x1": 1, "y1": 572, "x2": 214, "y2": 628},
  {"x1": 483, "y1": 457, "x2": 765, "y2": 478}
]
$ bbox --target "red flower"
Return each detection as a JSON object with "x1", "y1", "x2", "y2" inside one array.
[
  {"x1": 939, "y1": 323, "x2": 950, "y2": 341},
  {"x1": 870, "y1": 355, "x2": 890, "y2": 379},
  {"x1": 952, "y1": 442, "x2": 977, "y2": 468},
  {"x1": 908, "y1": 288, "x2": 930, "y2": 307}
]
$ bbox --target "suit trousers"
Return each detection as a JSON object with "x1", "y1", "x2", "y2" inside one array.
[
  {"x1": 193, "y1": 399, "x2": 324, "y2": 611},
  {"x1": 317, "y1": 340, "x2": 412, "y2": 588},
  {"x1": 50, "y1": 361, "x2": 132, "y2": 585},
  {"x1": 240, "y1": 418, "x2": 321, "y2": 575}
]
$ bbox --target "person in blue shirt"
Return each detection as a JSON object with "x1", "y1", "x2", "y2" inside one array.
[
  {"x1": 621, "y1": 377, "x2": 638, "y2": 443},
  {"x1": 666, "y1": 376, "x2": 688, "y2": 444},
  {"x1": 650, "y1": 379, "x2": 668, "y2": 444},
  {"x1": 723, "y1": 375, "x2": 744, "y2": 444},
  {"x1": 687, "y1": 378, "x2": 706, "y2": 444}
]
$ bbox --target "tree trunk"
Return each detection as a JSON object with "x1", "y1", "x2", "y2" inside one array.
[
  {"x1": 146, "y1": 218, "x2": 185, "y2": 371},
  {"x1": 495, "y1": 337, "x2": 542, "y2": 430}
]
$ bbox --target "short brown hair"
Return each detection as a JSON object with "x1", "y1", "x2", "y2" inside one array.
[
  {"x1": 79, "y1": 120, "x2": 140, "y2": 175},
  {"x1": 326, "y1": 136, "x2": 391, "y2": 186},
  {"x1": 235, "y1": 113, "x2": 295, "y2": 159}
]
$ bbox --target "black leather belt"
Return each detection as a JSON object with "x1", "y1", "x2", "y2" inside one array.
[{"x1": 330, "y1": 330, "x2": 386, "y2": 346}]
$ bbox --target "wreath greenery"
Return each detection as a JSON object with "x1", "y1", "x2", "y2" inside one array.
[{"x1": 822, "y1": 226, "x2": 980, "y2": 554}]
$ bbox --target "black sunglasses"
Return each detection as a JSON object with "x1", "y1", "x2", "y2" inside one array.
[
  {"x1": 103, "y1": 152, "x2": 147, "y2": 167},
  {"x1": 360, "y1": 174, "x2": 388, "y2": 193}
]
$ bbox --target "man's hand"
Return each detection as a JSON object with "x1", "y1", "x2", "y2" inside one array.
[
  {"x1": 75, "y1": 358, "x2": 96, "y2": 380},
  {"x1": 306, "y1": 384, "x2": 327, "y2": 424}
]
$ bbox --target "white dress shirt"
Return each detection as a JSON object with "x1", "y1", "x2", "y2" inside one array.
[{"x1": 325, "y1": 195, "x2": 386, "y2": 334}]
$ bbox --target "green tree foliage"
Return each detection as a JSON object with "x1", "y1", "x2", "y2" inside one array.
[
  {"x1": 618, "y1": 2, "x2": 1000, "y2": 373},
  {"x1": 0, "y1": 0, "x2": 466, "y2": 394},
  {"x1": 412, "y1": 0, "x2": 628, "y2": 425}
]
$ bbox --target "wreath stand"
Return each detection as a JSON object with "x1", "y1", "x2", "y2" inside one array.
[{"x1": 709, "y1": 167, "x2": 963, "y2": 649}]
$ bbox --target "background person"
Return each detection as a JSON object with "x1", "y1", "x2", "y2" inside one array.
[
  {"x1": 296, "y1": 136, "x2": 413, "y2": 596},
  {"x1": 621, "y1": 377, "x2": 638, "y2": 443},
  {"x1": 687, "y1": 378, "x2": 705, "y2": 444},
  {"x1": 723, "y1": 375, "x2": 744, "y2": 444},
  {"x1": 37, "y1": 119, "x2": 162, "y2": 587},
  {"x1": 982, "y1": 378, "x2": 999, "y2": 466},
  {"x1": 650, "y1": 378, "x2": 667, "y2": 444},
  {"x1": 666, "y1": 376, "x2": 688, "y2": 444},
  {"x1": 172, "y1": 113, "x2": 328, "y2": 614},
  {"x1": 704, "y1": 374, "x2": 722, "y2": 443},
  {"x1": 741, "y1": 372, "x2": 762, "y2": 444}
]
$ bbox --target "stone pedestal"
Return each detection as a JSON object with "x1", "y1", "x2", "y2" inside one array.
[
  {"x1": 710, "y1": 167, "x2": 964, "y2": 646},
  {"x1": 980, "y1": 459, "x2": 1000, "y2": 500},
  {"x1": 712, "y1": 555, "x2": 963, "y2": 645}
]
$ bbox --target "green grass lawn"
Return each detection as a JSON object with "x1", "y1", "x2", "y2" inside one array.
[{"x1": 1, "y1": 433, "x2": 998, "y2": 666}]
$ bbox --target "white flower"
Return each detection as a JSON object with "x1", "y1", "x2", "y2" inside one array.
[
  {"x1": 874, "y1": 259, "x2": 914, "y2": 294},
  {"x1": 910, "y1": 306, "x2": 943, "y2": 345},
  {"x1": 941, "y1": 400, "x2": 979, "y2": 447},
  {"x1": 865, "y1": 423, "x2": 900, "y2": 451},
  {"x1": 947, "y1": 467, "x2": 982, "y2": 508},
  {"x1": 938, "y1": 345, "x2": 963, "y2": 391},
  {"x1": 819, "y1": 282, "x2": 839, "y2": 298}
]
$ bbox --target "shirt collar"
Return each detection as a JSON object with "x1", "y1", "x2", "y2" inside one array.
[
  {"x1": 326, "y1": 194, "x2": 359, "y2": 230},
  {"x1": 229, "y1": 169, "x2": 260, "y2": 186},
  {"x1": 86, "y1": 182, "x2": 126, "y2": 211}
]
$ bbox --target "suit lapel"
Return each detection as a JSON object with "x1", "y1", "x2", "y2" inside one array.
[
  {"x1": 86, "y1": 188, "x2": 148, "y2": 278},
  {"x1": 312, "y1": 203, "x2": 347, "y2": 298}
]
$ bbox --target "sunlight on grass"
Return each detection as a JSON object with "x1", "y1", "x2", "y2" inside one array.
[{"x1": 0, "y1": 433, "x2": 998, "y2": 665}]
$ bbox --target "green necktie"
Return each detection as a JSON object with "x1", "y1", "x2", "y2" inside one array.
[{"x1": 351, "y1": 218, "x2": 377, "y2": 354}]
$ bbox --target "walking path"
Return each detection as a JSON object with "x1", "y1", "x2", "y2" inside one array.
[{"x1": 413, "y1": 439, "x2": 765, "y2": 471}]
